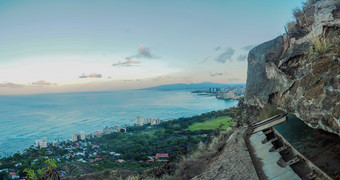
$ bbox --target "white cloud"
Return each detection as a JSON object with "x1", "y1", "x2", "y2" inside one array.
[
  {"x1": 209, "y1": 72, "x2": 223, "y2": 77},
  {"x1": 31, "y1": 80, "x2": 54, "y2": 86},
  {"x1": 0, "y1": 83, "x2": 25, "y2": 88},
  {"x1": 79, "y1": 73, "x2": 102, "y2": 78},
  {"x1": 112, "y1": 59, "x2": 141, "y2": 67}
]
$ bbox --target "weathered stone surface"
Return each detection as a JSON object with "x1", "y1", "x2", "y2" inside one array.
[
  {"x1": 244, "y1": 0, "x2": 340, "y2": 135},
  {"x1": 304, "y1": 80, "x2": 324, "y2": 99},
  {"x1": 192, "y1": 128, "x2": 259, "y2": 180},
  {"x1": 245, "y1": 36, "x2": 288, "y2": 106},
  {"x1": 296, "y1": 0, "x2": 340, "y2": 44}
]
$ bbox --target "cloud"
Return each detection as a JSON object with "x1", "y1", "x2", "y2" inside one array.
[
  {"x1": 227, "y1": 78, "x2": 240, "y2": 82},
  {"x1": 0, "y1": 83, "x2": 26, "y2": 88},
  {"x1": 215, "y1": 47, "x2": 235, "y2": 63},
  {"x1": 214, "y1": 46, "x2": 221, "y2": 51},
  {"x1": 112, "y1": 59, "x2": 141, "y2": 67},
  {"x1": 87, "y1": 73, "x2": 102, "y2": 78},
  {"x1": 209, "y1": 72, "x2": 224, "y2": 77},
  {"x1": 79, "y1": 73, "x2": 102, "y2": 78},
  {"x1": 153, "y1": 75, "x2": 172, "y2": 81},
  {"x1": 125, "y1": 45, "x2": 158, "y2": 60},
  {"x1": 242, "y1": 44, "x2": 257, "y2": 51},
  {"x1": 137, "y1": 45, "x2": 156, "y2": 58},
  {"x1": 31, "y1": 80, "x2": 53, "y2": 86},
  {"x1": 237, "y1": 54, "x2": 248, "y2": 61},
  {"x1": 199, "y1": 57, "x2": 210, "y2": 64},
  {"x1": 0, "y1": 81, "x2": 56, "y2": 88},
  {"x1": 223, "y1": 72, "x2": 232, "y2": 76},
  {"x1": 183, "y1": 76, "x2": 193, "y2": 83}
]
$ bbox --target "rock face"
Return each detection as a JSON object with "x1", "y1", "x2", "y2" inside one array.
[{"x1": 245, "y1": 0, "x2": 340, "y2": 135}]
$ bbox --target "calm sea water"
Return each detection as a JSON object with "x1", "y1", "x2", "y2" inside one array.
[{"x1": 0, "y1": 90, "x2": 238, "y2": 156}]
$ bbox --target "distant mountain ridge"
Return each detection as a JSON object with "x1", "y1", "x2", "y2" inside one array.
[{"x1": 142, "y1": 82, "x2": 245, "y2": 90}]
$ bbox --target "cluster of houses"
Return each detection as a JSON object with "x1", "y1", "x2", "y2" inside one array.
[
  {"x1": 41, "y1": 140, "x2": 122, "y2": 164},
  {"x1": 147, "y1": 153, "x2": 169, "y2": 162},
  {"x1": 4, "y1": 119, "x2": 167, "y2": 179},
  {"x1": 0, "y1": 163, "x2": 21, "y2": 179}
]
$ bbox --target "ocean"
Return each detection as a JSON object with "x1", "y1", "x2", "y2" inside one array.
[{"x1": 0, "y1": 90, "x2": 238, "y2": 156}]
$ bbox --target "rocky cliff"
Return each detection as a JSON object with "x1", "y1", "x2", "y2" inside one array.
[{"x1": 245, "y1": 0, "x2": 340, "y2": 135}]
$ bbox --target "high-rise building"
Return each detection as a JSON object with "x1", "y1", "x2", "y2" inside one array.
[
  {"x1": 151, "y1": 118, "x2": 160, "y2": 125},
  {"x1": 96, "y1": 130, "x2": 103, "y2": 137},
  {"x1": 35, "y1": 138, "x2": 48, "y2": 148},
  {"x1": 80, "y1": 131, "x2": 86, "y2": 140},
  {"x1": 52, "y1": 140, "x2": 57, "y2": 147},
  {"x1": 72, "y1": 133, "x2": 78, "y2": 142},
  {"x1": 103, "y1": 126, "x2": 112, "y2": 135},
  {"x1": 136, "y1": 116, "x2": 143, "y2": 126},
  {"x1": 114, "y1": 125, "x2": 121, "y2": 132},
  {"x1": 146, "y1": 118, "x2": 152, "y2": 124},
  {"x1": 35, "y1": 140, "x2": 40, "y2": 147},
  {"x1": 154, "y1": 118, "x2": 160, "y2": 124},
  {"x1": 39, "y1": 141, "x2": 48, "y2": 148}
]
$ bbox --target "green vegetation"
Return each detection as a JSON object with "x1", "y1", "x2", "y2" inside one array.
[
  {"x1": 257, "y1": 104, "x2": 283, "y2": 121},
  {"x1": 309, "y1": 35, "x2": 333, "y2": 56},
  {"x1": 24, "y1": 158, "x2": 61, "y2": 180},
  {"x1": 0, "y1": 107, "x2": 241, "y2": 179},
  {"x1": 174, "y1": 129, "x2": 233, "y2": 179},
  {"x1": 186, "y1": 116, "x2": 234, "y2": 131},
  {"x1": 285, "y1": 0, "x2": 317, "y2": 38}
]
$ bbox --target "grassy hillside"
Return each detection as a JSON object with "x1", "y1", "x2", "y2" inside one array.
[{"x1": 186, "y1": 116, "x2": 234, "y2": 131}]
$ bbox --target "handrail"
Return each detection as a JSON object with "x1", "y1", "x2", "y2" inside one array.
[{"x1": 250, "y1": 113, "x2": 287, "y2": 128}]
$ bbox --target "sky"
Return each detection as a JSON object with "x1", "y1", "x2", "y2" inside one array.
[{"x1": 0, "y1": 0, "x2": 304, "y2": 95}]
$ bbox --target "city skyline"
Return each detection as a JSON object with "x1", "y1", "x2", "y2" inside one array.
[{"x1": 0, "y1": 0, "x2": 302, "y2": 95}]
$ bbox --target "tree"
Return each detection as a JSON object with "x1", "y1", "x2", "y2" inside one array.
[{"x1": 24, "y1": 158, "x2": 61, "y2": 180}]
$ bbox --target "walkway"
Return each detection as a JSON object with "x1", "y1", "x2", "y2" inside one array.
[{"x1": 249, "y1": 131, "x2": 301, "y2": 180}]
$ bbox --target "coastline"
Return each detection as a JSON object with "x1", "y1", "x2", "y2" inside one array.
[
  {"x1": 0, "y1": 90, "x2": 239, "y2": 157},
  {"x1": 0, "y1": 107, "x2": 240, "y2": 179}
]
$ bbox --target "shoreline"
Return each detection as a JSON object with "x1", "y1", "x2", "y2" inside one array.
[{"x1": 0, "y1": 100, "x2": 239, "y2": 158}]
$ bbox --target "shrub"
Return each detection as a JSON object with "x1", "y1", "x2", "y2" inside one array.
[
  {"x1": 286, "y1": 21, "x2": 298, "y2": 34},
  {"x1": 293, "y1": 7, "x2": 304, "y2": 22},
  {"x1": 287, "y1": 0, "x2": 319, "y2": 37},
  {"x1": 285, "y1": 21, "x2": 309, "y2": 38},
  {"x1": 24, "y1": 158, "x2": 61, "y2": 180},
  {"x1": 309, "y1": 36, "x2": 333, "y2": 56},
  {"x1": 174, "y1": 130, "x2": 232, "y2": 179},
  {"x1": 257, "y1": 104, "x2": 283, "y2": 121},
  {"x1": 302, "y1": 0, "x2": 318, "y2": 11}
]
